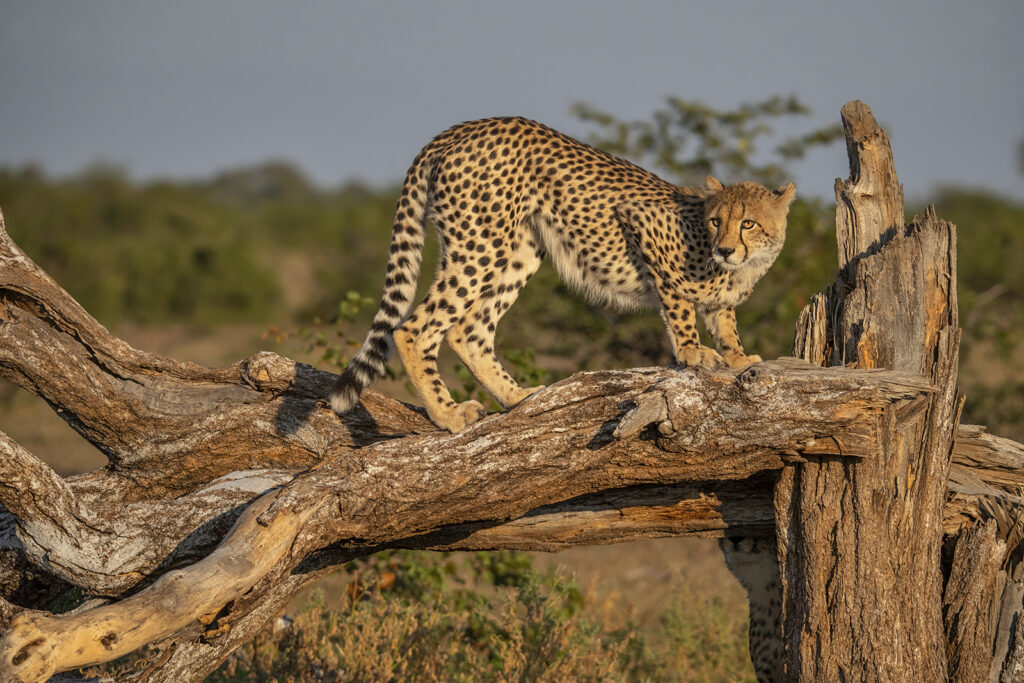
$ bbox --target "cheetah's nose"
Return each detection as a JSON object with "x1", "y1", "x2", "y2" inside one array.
[{"x1": 716, "y1": 246, "x2": 735, "y2": 258}]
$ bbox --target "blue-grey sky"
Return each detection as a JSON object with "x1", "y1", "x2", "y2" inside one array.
[{"x1": 1, "y1": 1, "x2": 1022, "y2": 201}]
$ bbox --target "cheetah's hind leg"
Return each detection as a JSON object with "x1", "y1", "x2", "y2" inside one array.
[
  {"x1": 393, "y1": 282, "x2": 487, "y2": 433},
  {"x1": 446, "y1": 303, "x2": 545, "y2": 409},
  {"x1": 445, "y1": 246, "x2": 545, "y2": 408}
]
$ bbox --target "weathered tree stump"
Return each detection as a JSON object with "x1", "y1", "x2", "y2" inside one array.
[
  {"x1": 0, "y1": 101, "x2": 1021, "y2": 681},
  {"x1": 778, "y1": 100, "x2": 958, "y2": 680}
]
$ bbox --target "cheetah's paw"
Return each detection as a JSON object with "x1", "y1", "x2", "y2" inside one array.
[
  {"x1": 434, "y1": 400, "x2": 488, "y2": 432},
  {"x1": 676, "y1": 345, "x2": 725, "y2": 368},
  {"x1": 724, "y1": 351, "x2": 762, "y2": 368}
]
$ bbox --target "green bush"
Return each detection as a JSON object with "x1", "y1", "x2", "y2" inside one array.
[{"x1": 0, "y1": 165, "x2": 281, "y2": 325}]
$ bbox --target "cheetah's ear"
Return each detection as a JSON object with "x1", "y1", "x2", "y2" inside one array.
[
  {"x1": 774, "y1": 182, "x2": 796, "y2": 206},
  {"x1": 702, "y1": 176, "x2": 724, "y2": 195}
]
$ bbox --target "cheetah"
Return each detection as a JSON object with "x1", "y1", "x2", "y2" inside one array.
[{"x1": 330, "y1": 117, "x2": 796, "y2": 432}]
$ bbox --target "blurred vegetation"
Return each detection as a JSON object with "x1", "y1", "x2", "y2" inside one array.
[
  {"x1": 573, "y1": 94, "x2": 844, "y2": 188},
  {"x1": 915, "y1": 187, "x2": 1024, "y2": 435},
  {"x1": 0, "y1": 162, "x2": 397, "y2": 326},
  {"x1": 4, "y1": 95, "x2": 1023, "y2": 680},
  {"x1": 2, "y1": 100, "x2": 1017, "y2": 423}
]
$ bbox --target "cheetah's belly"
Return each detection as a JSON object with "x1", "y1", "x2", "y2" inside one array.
[{"x1": 529, "y1": 212, "x2": 654, "y2": 311}]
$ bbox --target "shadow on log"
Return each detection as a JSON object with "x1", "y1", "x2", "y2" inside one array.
[{"x1": 0, "y1": 100, "x2": 1021, "y2": 682}]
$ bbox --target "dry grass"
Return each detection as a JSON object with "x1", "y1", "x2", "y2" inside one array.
[{"x1": 212, "y1": 549, "x2": 754, "y2": 682}]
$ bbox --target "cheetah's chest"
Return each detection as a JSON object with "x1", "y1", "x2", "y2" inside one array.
[{"x1": 708, "y1": 264, "x2": 770, "y2": 310}]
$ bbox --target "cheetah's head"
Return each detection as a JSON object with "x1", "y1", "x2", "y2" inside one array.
[{"x1": 702, "y1": 176, "x2": 796, "y2": 272}]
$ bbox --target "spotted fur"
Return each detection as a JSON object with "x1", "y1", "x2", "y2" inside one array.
[
  {"x1": 330, "y1": 117, "x2": 796, "y2": 431},
  {"x1": 720, "y1": 536, "x2": 784, "y2": 682}
]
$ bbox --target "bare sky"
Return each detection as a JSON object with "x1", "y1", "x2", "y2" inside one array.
[{"x1": 1, "y1": 1, "x2": 1021, "y2": 201}]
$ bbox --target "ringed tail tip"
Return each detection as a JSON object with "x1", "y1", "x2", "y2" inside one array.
[{"x1": 329, "y1": 374, "x2": 361, "y2": 415}]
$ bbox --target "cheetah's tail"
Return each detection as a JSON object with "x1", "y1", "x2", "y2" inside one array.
[{"x1": 329, "y1": 151, "x2": 432, "y2": 415}]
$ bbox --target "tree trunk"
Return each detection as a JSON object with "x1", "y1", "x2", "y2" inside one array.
[
  {"x1": 775, "y1": 101, "x2": 958, "y2": 680},
  {"x1": 772, "y1": 100, "x2": 1024, "y2": 682}
]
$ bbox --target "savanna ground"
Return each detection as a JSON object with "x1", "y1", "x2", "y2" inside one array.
[{"x1": 1, "y1": 97, "x2": 1021, "y2": 680}]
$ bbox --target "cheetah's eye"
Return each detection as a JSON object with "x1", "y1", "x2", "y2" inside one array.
[
  {"x1": 741, "y1": 219, "x2": 758, "y2": 230},
  {"x1": 709, "y1": 218, "x2": 721, "y2": 229}
]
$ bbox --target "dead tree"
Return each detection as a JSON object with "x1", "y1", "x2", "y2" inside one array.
[{"x1": 0, "y1": 100, "x2": 1021, "y2": 682}]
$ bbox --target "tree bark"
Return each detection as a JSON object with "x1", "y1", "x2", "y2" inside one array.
[{"x1": 0, "y1": 100, "x2": 1021, "y2": 681}]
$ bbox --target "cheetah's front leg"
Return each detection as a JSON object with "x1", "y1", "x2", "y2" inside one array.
[
  {"x1": 702, "y1": 308, "x2": 762, "y2": 367},
  {"x1": 658, "y1": 300, "x2": 725, "y2": 368},
  {"x1": 618, "y1": 200, "x2": 723, "y2": 369}
]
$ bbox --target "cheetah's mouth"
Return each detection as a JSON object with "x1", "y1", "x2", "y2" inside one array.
[{"x1": 711, "y1": 254, "x2": 744, "y2": 271}]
